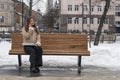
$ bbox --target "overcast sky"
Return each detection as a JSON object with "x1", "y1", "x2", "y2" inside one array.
[{"x1": 20, "y1": 0, "x2": 47, "y2": 14}]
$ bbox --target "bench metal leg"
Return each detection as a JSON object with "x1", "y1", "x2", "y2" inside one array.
[
  {"x1": 78, "y1": 56, "x2": 82, "y2": 74},
  {"x1": 18, "y1": 55, "x2": 22, "y2": 67}
]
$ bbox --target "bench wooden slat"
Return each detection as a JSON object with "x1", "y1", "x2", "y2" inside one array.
[
  {"x1": 41, "y1": 34, "x2": 87, "y2": 39},
  {"x1": 11, "y1": 43, "x2": 88, "y2": 50},
  {"x1": 42, "y1": 45, "x2": 88, "y2": 50},
  {"x1": 9, "y1": 50, "x2": 90, "y2": 56}
]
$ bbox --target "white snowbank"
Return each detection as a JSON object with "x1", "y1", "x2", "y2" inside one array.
[{"x1": 83, "y1": 42, "x2": 120, "y2": 69}]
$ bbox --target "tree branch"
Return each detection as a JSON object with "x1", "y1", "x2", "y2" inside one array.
[{"x1": 32, "y1": 0, "x2": 43, "y2": 7}]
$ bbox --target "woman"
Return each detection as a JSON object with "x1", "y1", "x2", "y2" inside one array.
[{"x1": 22, "y1": 17, "x2": 43, "y2": 73}]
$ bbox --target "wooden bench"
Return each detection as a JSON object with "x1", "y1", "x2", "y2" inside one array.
[{"x1": 9, "y1": 33, "x2": 90, "y2": 74}]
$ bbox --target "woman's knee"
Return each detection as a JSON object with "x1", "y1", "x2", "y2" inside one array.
[
  {"x1": 35, "y1": 46, "x2": 43, "y2": 53},
  {"x1": 24, "y1": 46, "x2": 36, "y2": 54}
]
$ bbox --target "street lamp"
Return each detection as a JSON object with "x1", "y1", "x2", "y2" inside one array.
[
  {"x1": 82, "y1": 2, "x2": 84, "y2": 33},
  {"x1": 0, "y1": 16, "x2": 2, "y2": 33},
  {"x1": 14, "y1": 0, "x2": 17, "y2": 32},
  {"x1": 22, "y1": 0, "x2": 24, "y2": 28},
  {"x1": 89, "y1": 0, "x2": 91, "y2": 48}
]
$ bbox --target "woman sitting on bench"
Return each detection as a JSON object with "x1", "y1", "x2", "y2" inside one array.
[{"x1": 22, "y1": 17, "x2": 43, "y2": 73}]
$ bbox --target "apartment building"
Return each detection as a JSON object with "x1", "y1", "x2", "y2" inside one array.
[
  {"x1": 12, "y1": 0, "x2": 42, "y2": 32},
  {"x1": 115, "y1": 0, "x2": 120, "y2": 33},
  {"x1": 0, "y1": 0, "x2": 14, "y2": 32},
  {"x1": 58, "y1": 0, "x2": 115, "y2": 33},
  {"x1": 14, "y1": 0, "x2": 29, "y2": 31}
]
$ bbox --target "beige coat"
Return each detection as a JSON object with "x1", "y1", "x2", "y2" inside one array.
[{"x1": 22, "y1": 27, "x2": 41, "y2": 46}]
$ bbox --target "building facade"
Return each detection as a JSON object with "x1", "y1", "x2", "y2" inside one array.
[
  {"x1": 0, "y1": 0, "x2": 14, "y2": 32},
  {"x1": 58, "y1": 0, "x2": 115, "y2": 33},
  {"x1": 13, "y1": 0, "x2": 42, "y2": 32},
  {"x1": 115, "y1": 0, "x2": 120, "y2": 33},
  {"x1": 14, "y1": 0, "x2": 29, "y2": 31}
]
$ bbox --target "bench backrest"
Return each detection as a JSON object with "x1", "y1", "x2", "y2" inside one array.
[{"x1": 10, "y1": 33, "x2": 89, "y2": 55}]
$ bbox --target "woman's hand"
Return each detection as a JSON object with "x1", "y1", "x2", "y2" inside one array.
[
  {"x1": 29, "y1": 27, "x2": 34, "y2": 31},
  {"x1": 35, "y1": 42, "x2": 41, "y2": 46}
]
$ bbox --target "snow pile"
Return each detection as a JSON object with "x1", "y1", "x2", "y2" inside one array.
[
  {"x1": 83, "y1": 43, "x2": 120, "y2": 68},
  {"x1": 0, "y1": 41, "x2": 17, "y2": 65}
]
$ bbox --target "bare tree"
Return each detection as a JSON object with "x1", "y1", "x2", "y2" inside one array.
[
  {"x1": 29, "y1": 0, "x2": 33, "y2": 17},
  {"x1": 27, "y1": 0, "x2": 43, "y2": 17},
  {"x1": 94, "y1": 0, "x2": 111, "y2": 45}
]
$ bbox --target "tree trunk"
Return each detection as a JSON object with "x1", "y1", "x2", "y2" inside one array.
[
  {"x1": 29, "y1": 0, "x2": 33, "y2": 17},
  {"x1": 94, "y1": 0, "x2": 110, "y2": 45}
]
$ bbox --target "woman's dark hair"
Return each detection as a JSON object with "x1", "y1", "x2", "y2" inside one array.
[{"x1": 25, "y1": 17, "x2": 39, "y2": 34}]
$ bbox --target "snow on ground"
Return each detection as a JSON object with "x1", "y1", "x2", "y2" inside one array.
[
  {"x1": 83, "y1": 42, "x2": 120, "y2": 69},
  {"x1": 0, "y1": 36, "x2": 120, "y2": 70}
]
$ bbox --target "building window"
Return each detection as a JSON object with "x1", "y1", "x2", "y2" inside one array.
[
  {"x1": 115, "y1": 12, "x2": 120, "y2": 16},
  {"x1": 74, "y1": 18, "x2": 79, "y2": 24},
  {"x1": 68, "y1": 18, "x2": 72, "y2": 24},
  {"x1": 98, "y1": 18, "x2": 101, "y2": 24},
  {"x1": 116, "y1": 21, "x2": 120, "y2": 25},
  {"x1": 0, "y1": 16, "x2": 4, "y2": 22},
  {"x1": 98, "y1": 5, "x2": 102, "y2": 11},
  {"x1": 83, "y1": 5, "x2": 87, "y2": 11},
  {"x1": 90, "y1": 18, "x2": 94, "y2": 24},
  {"x1": 104, "y1": 18, "x2": 109, "y2": 24},
  {"x1": 68, "y1": 5, "x2": 72, "y2": 11},
  {"x1": 83, "y1": 18, "x2": 87, "y2": 24},
  {"x1": 90, "y1": 5, "x2": 94, "y2": 12},
  {"x1": 116, "y1": 6, "x2": 120, "y2": 10},
  {"x1": 75, "y1": 5, "x2": 79, "y2": 11},
  {"x1": 0, "y1": 4, "x2": 4, "y2": 9}
]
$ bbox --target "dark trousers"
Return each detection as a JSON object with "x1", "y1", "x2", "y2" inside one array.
[{"x1": 24, "y1": 46, "x2": 43, "y2": 67}]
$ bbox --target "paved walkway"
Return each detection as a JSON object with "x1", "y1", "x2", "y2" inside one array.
[{"x1": 0, "y1": 65, "x2": 120, "y2": 80}]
